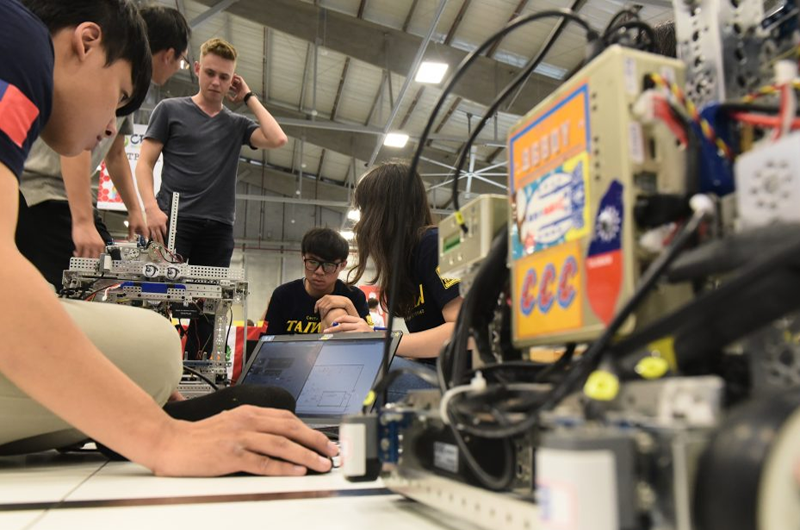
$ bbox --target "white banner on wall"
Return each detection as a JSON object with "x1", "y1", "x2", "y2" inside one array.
[{"x1": 97, "y1": 123, "x2": 162, "y2": 211}]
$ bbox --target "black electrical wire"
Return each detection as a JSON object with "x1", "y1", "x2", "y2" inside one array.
[
  {"x1": 603, "y1": 21, "x2": 657, "y2": 52},
  {"x1": 59, "y1": 276, "x2": 107, "y2": 299},
  {"x1": 534, "y1": 343, "x2": 577, "y2": 383},
  {"x1": 717, "y1": 102, "x2": 791, "y2": 115},
  {"x1": 542, "y1": 207, "x2": 708, "y2": 405},
  {"x1": 448, "y1": 386, "x2": 550, "y2": 438},
  {"x1": 611, "y1": 229, "x2": 800, "y2": 359},
  {"x1": 81, "y1": 281, "x2": 120, "y2": 301},
  {"x1": 380, "y1": 9, "x2": 599, "y2": 407},
  {"x1": 445, "y1": 405, "x2": 516, "y2": 491},
  {"x1": 182, "y1": 365, "x2": 220, "y2": 391},
  {"x1": 195, "y1": 306, "x2": 233, "y2": 360},
  {"x1": 370, "y1": 8, "x2": 622, "y2": 493},
  {"x1": 364, "y1": 366, "x2": 440, "y2": 413},
  {"x1": 438, "y1": 228, "x2": 510, "y2": 392},
  {"x1": 464, "y1": 360, "x2": 554, "y2": 376},
  {"x1": 560, "y1": 11, "x2": 650, "y2": 85},
  {"x1": 446, "y1": 13, "x2": 601, "y2": 226},
  {"x1": 449, "y1": 207, "x2": 710, "y2": 440},
  {"x1": 224, "y1": 306, "x2": 234, "y2": 353},
  {"x1": 382, "y1": 9, "x2": 599, "y2": 392},
  {"x1": 603, "y1": 7, "x2": 641, "y2": 34},
  {"x1": 369, "y1": 10, "x2": 600, "y2": 492}
]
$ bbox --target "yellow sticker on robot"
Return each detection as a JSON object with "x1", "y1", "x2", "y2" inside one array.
[
  {"x1": 584, "y1": 370, "x2": 619, "y2": 401},
  {"x1": 508, "y1": 82, "x2": 590, "y2": 192},
  {"x1": 513, "y1": 241, "x2": 583, "y2": 339},
  {"x1": 647, "y1": 336, "x2": 677, "y2": 372},
  {"x1": 635, "y1": 356, "x2": 670, "y2": 380},
  {"x1": 362, "y1": 390, "x2": 376, "y2": 408},
  {"x1": 508, "y1": 83, "x2": 591, "y2": 260}
]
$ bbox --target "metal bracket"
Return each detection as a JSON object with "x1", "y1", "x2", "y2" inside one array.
[
  {"x1": 168, "y1": 192, "x2": 180, "y2": 254},
  {"x1": 674, "y1": 0, "x2": 766, "y2": 107}
]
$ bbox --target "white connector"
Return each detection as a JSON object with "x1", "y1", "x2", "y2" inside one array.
[
  {"x1": 100, "y1": 253, "x2": 113, "y2": 273},
  {"x1": 632, "y1": 90, "x2": 658, "y2": 123},
  {"x1": 439, "y1": 371, "x2": 487, "y2": 425},
  {"x1": 470, "y1": 370, "x2": 487, "y2": 391},
  {"x1": 689, "y1": 194, "x2": 715, "y2": 218},
  {"x1": 775, "y1": 60, "x2": 798, "y2": 85}
]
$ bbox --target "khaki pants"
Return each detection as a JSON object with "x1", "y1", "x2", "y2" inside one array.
[{"x1": 0, "y1": 300, "x2": 182, "y2": 454}]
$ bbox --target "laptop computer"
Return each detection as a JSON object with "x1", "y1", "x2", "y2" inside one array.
[{"x1": 237, "y1": 331, "x2": 402, "y2": 433}]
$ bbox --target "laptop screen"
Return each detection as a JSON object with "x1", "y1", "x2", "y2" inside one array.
[{"x1": 240, "y1": 336, "x2": 389, "y2": 417}]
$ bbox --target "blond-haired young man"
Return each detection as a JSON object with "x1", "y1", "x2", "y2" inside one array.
[{"x1": 137, "y1": 38, "x2": 287, "y2": 358}]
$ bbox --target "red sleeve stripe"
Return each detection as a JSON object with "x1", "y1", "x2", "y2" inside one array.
[{"x1": 0, "y1": 79, "x2": 40, "y2": 148}]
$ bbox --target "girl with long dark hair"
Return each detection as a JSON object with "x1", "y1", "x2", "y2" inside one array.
[{"x1": 324, "y1": 161, "x2": 463, "y2": 361}]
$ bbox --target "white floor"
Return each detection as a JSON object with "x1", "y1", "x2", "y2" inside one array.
[{"x1": 0, "y1": 451, "x2": 477, "y2": 530}]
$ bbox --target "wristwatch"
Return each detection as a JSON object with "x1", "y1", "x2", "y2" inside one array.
[{"x1": 243, "y1": 91, "x2": 255, "y2": 104}]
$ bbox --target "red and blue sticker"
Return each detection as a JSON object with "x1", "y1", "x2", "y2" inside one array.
[
  {"x1": 586, "y1": 180, "x2": 624, "y2": 325},
  {"x1": 0, "y1": 79, "x2": 39, "y2": 148}
]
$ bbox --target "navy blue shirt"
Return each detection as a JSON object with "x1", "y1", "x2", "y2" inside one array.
[
  {"x1": 0, "y1": 0, "x2": 53, "y2": 179},
  {"x1": 405, "y1": 229, "x2": 461, "y2": 333},
  {"x1": 265, "y1": 278, "x2": 371, "y2": 335}
]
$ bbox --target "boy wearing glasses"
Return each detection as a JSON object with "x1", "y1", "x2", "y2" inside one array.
[{"x1": 263, "y1": 228, "x2": 372, "y2": 335}]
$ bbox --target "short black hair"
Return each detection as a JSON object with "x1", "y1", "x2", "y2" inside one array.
[
  {"x1": 301, "y1": 228, "x2": 349, "y2": 263},
  {"x1": 23, "y1": 0, "x2": 152, "y2": 117},
  {"x1": 139, "y1": 4, "x2": 190, "y2": 56},
  {"x1": 368, "y1": 298, "x2": 380, "y2": 310}
]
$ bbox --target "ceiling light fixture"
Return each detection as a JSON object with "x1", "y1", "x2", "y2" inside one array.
[
  {"x1": 383, "y1": 133, "x2": 409, "y2": 148},
  {"x1": 415, "y1": 61, "x2": 448, "y2": 84}
]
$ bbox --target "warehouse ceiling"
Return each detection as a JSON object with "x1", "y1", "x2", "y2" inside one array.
[{"x1": 131, "y1": 0, "x2": 673, "y2": 243}]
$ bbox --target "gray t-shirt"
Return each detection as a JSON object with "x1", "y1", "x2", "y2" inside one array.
[
  {"x1": 19, "y1": 116, "x2": 134, "y2": 206},
  {"x1": 145, "y1": 97, "x2": 258, "y2": 225}
]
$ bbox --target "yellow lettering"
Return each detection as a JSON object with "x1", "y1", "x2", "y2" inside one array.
[
  {"x1": 414, "y1": 284, "x2": 425, "y2": 307},
  {"x1": 292, "y1": 321, "x2": 304, "y2": 333},
  {"x1": 436, "y1": 266, "x2": 461, "y2": 289}
]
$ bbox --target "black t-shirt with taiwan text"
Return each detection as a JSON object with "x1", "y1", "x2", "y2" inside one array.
[
  {"x1": 405, "y1": 228, "x2": 461, "y2": 334},
  {"x1": 264, "y1": 278, "x2": 371, "y2": 335},
  {"x1": 0, "y1": 0, "x2": 54, "y2": 180}
]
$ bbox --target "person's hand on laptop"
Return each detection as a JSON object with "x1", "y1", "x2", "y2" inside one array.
[
  {"x1": 148, "y1": 406, "x2": 338, "y2": 476},
  {"x1": 322, "y1": 314, "x2": 374, "y2": 334}
]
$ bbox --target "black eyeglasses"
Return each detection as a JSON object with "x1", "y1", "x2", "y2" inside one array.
[
  {"x1": 179, "y1": 53, "x2": 191, "y2": 70},
  {"x1": 303, "y1": 258, "x2": 342, "y2": 274}
]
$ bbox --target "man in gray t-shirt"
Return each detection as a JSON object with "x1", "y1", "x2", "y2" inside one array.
[
  {"x1": 143, "y1": 98, "x2": 256, "y2": 227},
  {"x1": 137, "y1": 37, "x2": 286, "y2": 265},
  {"x1": 137, "y1": 37, "x2": 286, "y2": 359}
]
